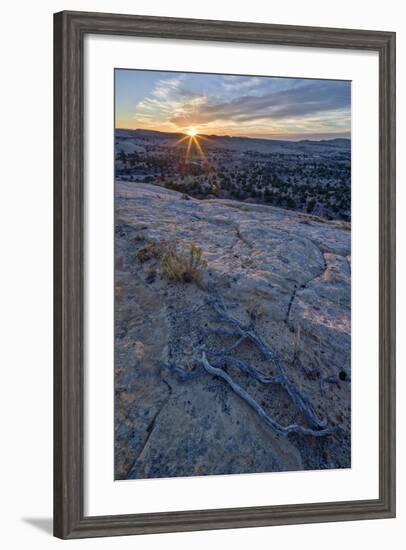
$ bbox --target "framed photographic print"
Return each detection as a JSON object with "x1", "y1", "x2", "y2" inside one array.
[{"x1": 54, "y1": 10, "x2": 396, "y2": 539}]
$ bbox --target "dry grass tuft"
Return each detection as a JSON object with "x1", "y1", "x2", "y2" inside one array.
[
  {"x1": 160, "y1": 242, "x2": 207, "y2": 285},
  {"x1": 136, "y1": 239, "x2": 207, "y2": 286}
]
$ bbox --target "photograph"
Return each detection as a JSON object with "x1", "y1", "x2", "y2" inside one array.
[{"x1": 114, "y1": 69, "x2": 352, "y2": 481}]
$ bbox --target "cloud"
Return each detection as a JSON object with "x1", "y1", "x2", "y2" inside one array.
[
  {"x1": 171, "y1": 81, "x2": 349, "y2": 125},
  {"x1": 131, "y1": 73, "x2": 350, "y2": 137},
  {"x1": 150, "y1": 75, "x2": 185, "y2": 99},
  {"x1": 221, "y1": 76, "x2": 263, "y2": 91}
]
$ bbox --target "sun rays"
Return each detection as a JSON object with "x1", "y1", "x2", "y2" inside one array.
[{"x1": 173, "y1": 130, "x2": 212, "y2": 170}]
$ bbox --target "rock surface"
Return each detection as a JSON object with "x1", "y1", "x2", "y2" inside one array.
[{"x1": 114, "y1": 182, "x2": 351, "y2": 480}]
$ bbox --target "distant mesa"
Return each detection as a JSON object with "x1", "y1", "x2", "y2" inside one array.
[{"x1": 116, "y1": 128, "x2": 350, "y2": 154}]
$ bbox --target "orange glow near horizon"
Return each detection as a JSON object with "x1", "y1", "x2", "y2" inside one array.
[
  {"x1": 115, "y1": 122, "x2": 350, "y2": 142},
  {"x1": 115, "y1": 69, "x2": 351, "y2": 140},
  {"x1": 172, "y1": 131, "x2": 212, "y2": 171}
]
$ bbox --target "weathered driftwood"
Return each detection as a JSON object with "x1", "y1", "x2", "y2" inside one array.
[
  {"x1": 162, "y1": 291, "x2": 331, "y2": 438},
  {"x1": 206, "y1": 293, "x2": 328, "y2": 431},
  {"x1": 209, "y1": 355, "x2": 282, "y2": 385},
  {"x1": 201, "y1": 353, "x2": 331, "y2": 437},
  {"x1": 162, "y1": 362, "x2": 206, "y2": 382}
]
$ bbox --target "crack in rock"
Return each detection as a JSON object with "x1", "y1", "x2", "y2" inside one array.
[{"x1": 125, "y1": 384, "x2": 172, "y2": 478}]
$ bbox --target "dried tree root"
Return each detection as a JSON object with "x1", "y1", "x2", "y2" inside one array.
[
  {"x1": 162, "y1": 362, "x2": 206, "y2": 382},
  {"x1": 208, "y1": 355, "x2": 282, "y2": 385},
  {"x1": 162, "y1": 291, "x2": 331, "y2": 437},
  {"x1": 206, "y1": 293, "x2": 328, "y2": 430},
  {"x1": 201, "y1": 353, "x2": 331, "y2": 437}
]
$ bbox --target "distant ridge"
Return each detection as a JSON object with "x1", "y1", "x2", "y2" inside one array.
[{"x1": 116, "y1": 128, "x2": 350, "y2": 146}]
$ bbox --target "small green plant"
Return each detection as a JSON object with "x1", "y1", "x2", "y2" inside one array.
[{"x1": 160, "y1": 242, "x2": 207, "y2": 285}]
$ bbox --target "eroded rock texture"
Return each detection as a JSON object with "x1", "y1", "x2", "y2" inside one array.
[{"x1": 114, "y1": 182, "x2": 351, "y2": 480}]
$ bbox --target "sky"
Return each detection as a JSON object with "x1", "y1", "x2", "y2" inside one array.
[{"x1": 115, "y1": 69, "x2": 351, "y2": 141}]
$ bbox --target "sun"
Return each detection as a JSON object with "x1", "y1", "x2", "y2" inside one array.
[{"x1": 187, "y1": 127, "x2": 198, "y2": 137}]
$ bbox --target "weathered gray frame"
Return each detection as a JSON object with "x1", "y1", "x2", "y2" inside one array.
[{"x1": 54, "y1": 10, "x2": 396, "y2": 539}]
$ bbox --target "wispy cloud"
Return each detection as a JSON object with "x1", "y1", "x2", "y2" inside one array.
[
  {"x1": 149, "y1": 75, "x2": 185, "y2": 99},
  {"x1": 118, "y1": 71, "x2": 351, "y2": 139},
  {"x1": 221, "y1": 76, "x2": 263, "y2": 91}
]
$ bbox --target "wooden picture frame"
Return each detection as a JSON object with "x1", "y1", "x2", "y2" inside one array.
[{"x1": 54, "y1": 10, "x2": 396, "y2": 539}]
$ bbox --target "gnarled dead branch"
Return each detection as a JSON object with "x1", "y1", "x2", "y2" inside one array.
[
  {"x1": 206, "y1": 292, "x2": 328, "y2": 431},
  {"x1": 162, "y1": 291, "x2": 331, "y2": 438},
  {"x1": 201, "y1": 353, "x2": 331, "y2": 437}
]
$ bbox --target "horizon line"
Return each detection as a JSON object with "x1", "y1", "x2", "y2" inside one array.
[{"x1": 115, "y1": 127, "x2": 351, "y2": 143}]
